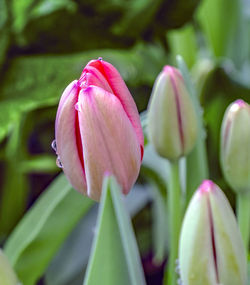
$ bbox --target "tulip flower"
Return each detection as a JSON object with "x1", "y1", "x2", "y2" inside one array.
[
  {"x1": 221, "y1": 99, "x2": 250, "y2": 251},
  {"x1": 54, "y1": 58, "x2": 144, "y2": 201},
  {"x1": 220, "y1": 99, "x2": 250, "y2": 194},
  {"x1": 0, "y1": 249, "x2": 19, "y2": 285},
  {"x1": 179, "y1": 180, "x2": 247, "y2": 285},
  {"x1": 147, "y1": 66, "x2": 197, "y2": 160}
]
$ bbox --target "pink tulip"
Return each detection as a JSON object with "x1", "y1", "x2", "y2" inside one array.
[{"x1": 53, "y1": 58, "x2": 144, "y2": 201}]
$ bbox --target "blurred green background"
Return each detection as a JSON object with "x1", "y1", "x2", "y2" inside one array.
[{"x1": 0, "y1": 0, "x2": 250, "y2": 284}]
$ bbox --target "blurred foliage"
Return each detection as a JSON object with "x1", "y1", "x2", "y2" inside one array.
[
  {"x1": 196, "y1": 0, "x2": 240, "y2": 58},
  {"x1": 167, "y1": 24, "x2": 198, "y2": 68},
  {"x1": 4, "y1": 174, "x2": 94, "y2": 285},
  {"x1": 0, "y1": 0, "x2": 250, "y2": 284},
  {"x1": 7, "y1": 0, "x2": 201, "y2": 54},
  {"x1": 200, "y1": 63, "x2": 250, "y2": 183},
  {"x1": 0, "y1": 43, "x2": 165, "y2": 143}
]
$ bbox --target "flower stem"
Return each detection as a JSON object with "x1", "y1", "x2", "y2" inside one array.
[
  {"x1": 237, "y1": 194, "x2": 250, "y2": 251},
  {"x1": 165, "y1": 160, "x2": 182, "y2": 285}
]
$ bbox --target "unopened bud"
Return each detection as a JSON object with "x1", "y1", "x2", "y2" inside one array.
[
  {"x1": 54, "y1": 58, "x2": 144, "y2": 201},
  {"x1": 179, "y1": 180, "x2": 247, "y2": 285},
  {"x1": 147, "y1": 66, "x2": 197, "y2": 160},
  {"x1": 220, "y1": 99, "x2": 250, "y2": 194}
]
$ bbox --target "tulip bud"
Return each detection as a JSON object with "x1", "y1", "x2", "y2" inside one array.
[
  {"x1": 0, "y1": 249, "x2": 19, "y2": 285},
  {"x1": 179, "y1": 180, "x2": 247, "y2": 285},
  {"x1": 54, "y1": 58, "x2": 144, "y2": 201},
  {"x1": 220, "y1": 99, "x2": 250, "y2": 194},
  {"x1": 147, "y1": 66, "x2": 197, "y2": 160}
]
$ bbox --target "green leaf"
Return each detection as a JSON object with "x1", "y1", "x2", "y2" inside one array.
[
  {"x1": 177, "y1": 55, "x2": 209, "y2": 203},
  {"x1": 141, "y1": 144, "x2": 168, "y2": 199},
  {"x1": 4, "y1": 173, "x2": 94, "y2": 285},
  {"x1": 196, "y1": 0, "x2": 240, "y2": 60},
  {"x1": 248, "y1": 260, "x2": 250, "y2": 285},
  {"x1": 0, "y1": 0, "x2": 10, "y2": 68},
  {"x1": 167, "y1": 24, "x2": 197, "y2": 68},
  {"x1": 20, "y1": 154, "x2": 58, "y2": 173},
  {"x1": 0, "y1": 120, "x2": 29, "y2": 239},
  {"x1": 140, "y1": 144, "x2": 169, "y2": 263},
  {"x1": 150, "y1": 184, "x2": 168, "y2": 263},
  {"x1": 0, "y1": 249, "x2": 19, "y2": 285},
  {"x1": 83, "y1": 176, "x2": 146, "y2": 285},
  {"x1": 45, "y1": 185, "x2": 150, "y2": 285},
  {"x1": 45, "y1": 206, "x2": 98, "y2": 285},
  {"x1": 155, "y1": 0, "x2": 201, "y2": 31},
  {"x1": 11, "y1": 0, "x2": 76, "y2": 35},
  {"x1": 112, "y1": 0, "x2": 162, "y2": 38},
  {"x1": 0, "y1": 44, "x2": 165, "y2": 143}
]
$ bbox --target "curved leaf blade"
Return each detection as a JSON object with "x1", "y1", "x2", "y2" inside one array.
[
  {"x1": 4, "y1": 173, "x2": 94, "y2": 285},
  {"x1": 83, "y1": 176, "x2": 146, "y2": 285}
]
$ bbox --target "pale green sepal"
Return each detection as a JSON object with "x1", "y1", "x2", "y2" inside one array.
[
  {"x1": 209, "y1": 187, "x2": 247, "y2": 285},
  {"x1": 220, "y1": 100, "x2": 250, "y2": 194},
  {"x1": 179, "y1": 189, "x2": 217, "y2": 285},
  {"x1": 83, "y1": 175, "x2": 146, "y2": 285}
]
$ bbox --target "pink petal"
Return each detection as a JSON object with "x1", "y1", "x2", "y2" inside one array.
[
  {"x1": 79, "y1": 65, "x2": 113, "y2": 94},
  {"x1": 86, "y1": 59, "x2": 144, "y2": 160},
  {"x1": 55, "y1": 81, "x2": 77, "y2": 131},
  {"x1": 77, "y1": 86, "x2": 141, "y2": 201},
  {"x1": 55, "y1": 81, "x2": 87, "y2": 194}
]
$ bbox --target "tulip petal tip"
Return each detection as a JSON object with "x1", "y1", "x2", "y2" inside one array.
[
  {"x1": 234, "y1": 99, "x2": 246, "y2": 107},
  {"x1": 163, "y1": 65, "x2": 174, "y2": 73},
  {"x1": 199, "y1": 179, "x2": 215, "y2": 194},
  {"x1": 104, "y1": 171, "x2": 112, "y2": 177}
]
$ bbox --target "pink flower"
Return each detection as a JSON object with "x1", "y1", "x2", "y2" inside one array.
[{"x1": 54, "y1": 58, "x2": 144, "y2": 201}]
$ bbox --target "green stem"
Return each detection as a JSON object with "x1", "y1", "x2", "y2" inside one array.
[
  {"x1": 237, "y1": 194, "x2": 250, "y2": 251},
  {"x1": 165, "y1": 160, "x2": 182, "y2": 285}
]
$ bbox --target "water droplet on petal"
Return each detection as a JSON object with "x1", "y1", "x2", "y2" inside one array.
[
  {"x1": 56, "y1": 156, "x2": 63, "y2": 168},
  {"x1": 98, "y1": 57, "x2": 103, "y2": 61},
  {"x1": 51, "y1": 139, "x2": 57, "y2": 152},
  {"x1": 75, "y1": 102, "x2": 80, "y2": 111}
]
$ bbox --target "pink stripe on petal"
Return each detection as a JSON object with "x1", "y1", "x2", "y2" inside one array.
[
  {"x1": 79, "y1": 66, "x2": 113, "y2": 94},
  {"x1": 55, "y1": 82, "x2": 87, "y2": 194},
  {"x1": 86, "y1": 59, "x2": 144, "y2": 160},
  {"x1": 55, "y1": 80, "x2": 78, "y2": 133},
  {"x1": 77, "y1": 86, "x2": 141, "y2": 201}
]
